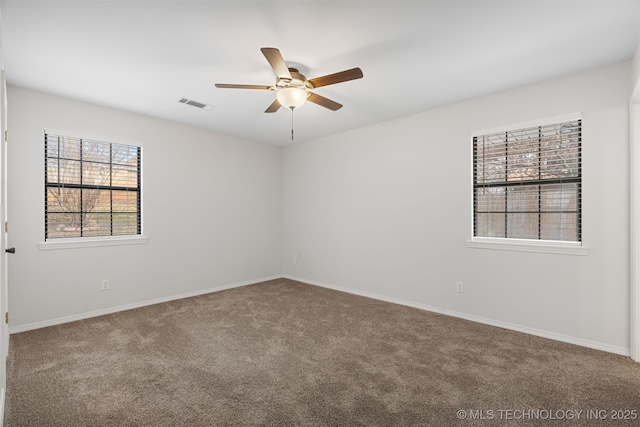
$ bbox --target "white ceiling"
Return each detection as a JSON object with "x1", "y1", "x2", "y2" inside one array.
[{"x1": 1, "y1": 0, "x2": 638, "y2": 146}]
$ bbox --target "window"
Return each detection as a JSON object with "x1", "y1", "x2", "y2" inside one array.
[
  {"x1": 473, "y1": 117, "x2": 581, "y2": 242},
  {"x1": 45, "y1": 132, "x2": 141, "y2": 240}
]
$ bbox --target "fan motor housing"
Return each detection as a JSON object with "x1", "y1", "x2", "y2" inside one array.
[{"x1": 276, "y1": 68, "x2": 307, "y2": 89}]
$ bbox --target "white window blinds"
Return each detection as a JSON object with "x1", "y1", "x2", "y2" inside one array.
[
  {"x1": 473, "y1": 118, "x2": 581, "y2": 242},
  {"x1": 45, "y1": 133, "x2": 141, "y2": 240}
]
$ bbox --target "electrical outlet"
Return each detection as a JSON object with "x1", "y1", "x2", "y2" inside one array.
[
  {"x1": 456, "y1": 281, "x2": 464, "y2": 293},
  {"x1": 101, "y1": 279, "x2": 110, "y2": 291},
  {"x1": 292, "y1": 256, "x2": 297, "y2": 265}
]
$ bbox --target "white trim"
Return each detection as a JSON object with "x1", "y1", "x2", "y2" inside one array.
[
  {"x1": 9, "y1": 275, "x2": 281, "y2": 334},
  {"x1": 469, "y1": 112, "x2": 586, "y2": 257},
  {"x1": 284, "y1": 275, "x2": 629, "y2": 357},
  {"x1": 471, "y1": 111, "x2": 582, "y2": 137},
  {"x1": 630, "y1": 102, "x2": 640, "y2": 362},
  {"x1": 466, "y1": 237, "x2": 589, "y2": 256},
  {"x1": 38, "y1": 235, "x2": 149, "y2": 250},
  {"x1": 0, "y1": 386, "x2": 4, "y2": 427},
  {"x1": 43, "y1": 129, "x2": 145, "y2": 249}
]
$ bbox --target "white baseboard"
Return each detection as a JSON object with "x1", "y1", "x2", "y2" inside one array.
[
  {"x1": 11, "y1": 274, "x2": 630, "y2": 357},
  {"x1": 284, "y1": 274, "x2": 630, "y2": 357},
  {"x1": 9, "y1": 275, "x2": 282, "y2": 334}
]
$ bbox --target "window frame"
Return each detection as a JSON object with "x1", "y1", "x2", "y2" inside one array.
[
  {"x1": 466, "y1": 113, "x2": 589, "y2": 256},
  {"x1": 39, "y1": 129, "x2": 147, "y2": 250}
]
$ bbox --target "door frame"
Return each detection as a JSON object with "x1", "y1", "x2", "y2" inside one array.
[
  {"x1": 631, "y1": 101, "x2": 640, "y2": 362},
  {"x1": 0, "y1": 7, "x2": 8, "y2": 419},
  {"x1": 0, "y1": 69, "x2": 6, "y2": 362}
]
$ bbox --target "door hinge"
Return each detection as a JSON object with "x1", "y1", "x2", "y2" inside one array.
[
  {"x1": 5, "y1": 312, "x2": 8, "y2": 324},
  {"x1": 4, "y1": 221, "x2": 7, "y2": 233},
  {"x1": 3, "y1": 130, "x2": 6, "y2": 142}
]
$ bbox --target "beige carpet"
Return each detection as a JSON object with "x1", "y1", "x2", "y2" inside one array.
[{"x1": 4, "y1": 278, "x2": 640, "y2": 426}]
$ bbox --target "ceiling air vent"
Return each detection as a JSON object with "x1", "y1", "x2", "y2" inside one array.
[{"x1": 178, "y1": 98, "x2": 215, "y2": 111}]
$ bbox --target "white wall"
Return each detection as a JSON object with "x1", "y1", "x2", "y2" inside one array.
[
  {"x1": 7, "y1": 86, "x2": 282, "y2": 330},
  {"x1": 6, "y1": 61, "x2": 633, "y2": 354},
  {"x1": 283, "y1": 61, "x2": 631, "y2": 355}
]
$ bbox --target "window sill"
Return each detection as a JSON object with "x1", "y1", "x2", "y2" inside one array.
[
  {"x1": 466, "y1": 238, "x2": 589, "y2": 256},
  {"x1": 38, "y1": 235, "x2": 149, "y2": 251}
]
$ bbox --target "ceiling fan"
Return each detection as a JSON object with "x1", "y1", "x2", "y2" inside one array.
[{"x1": 215, "y1": 47, "x2": 363, "y2": 113}]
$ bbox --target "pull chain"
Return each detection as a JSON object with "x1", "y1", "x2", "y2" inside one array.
[{"x1": 290, "y1": 107, "x2": 295, "y2": 141}]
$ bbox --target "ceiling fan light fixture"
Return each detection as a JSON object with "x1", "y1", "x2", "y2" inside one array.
[
  {"x1": 215, "y1": 48, "x2": 363, "y2": 115},
  {"x1": 276, "y1": 87, "x2": 307, "y2": 109}
]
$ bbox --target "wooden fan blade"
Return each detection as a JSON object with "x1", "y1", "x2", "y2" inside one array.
[
  {"x1": 261, "y1": 47, "x2": 292, "y2": 80},
  {"x1": 306, "y1": 68, "x2": 363, "y2": 89},
  {"x1": 265, "y1": 99, "x2": 281, "y2": 113},
  {"x1": 215, "y1": 84, "x2": 272, "y2": 90},
  {"x1": 307, "y1": 92, "x2": 343, "y2": 111}
]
